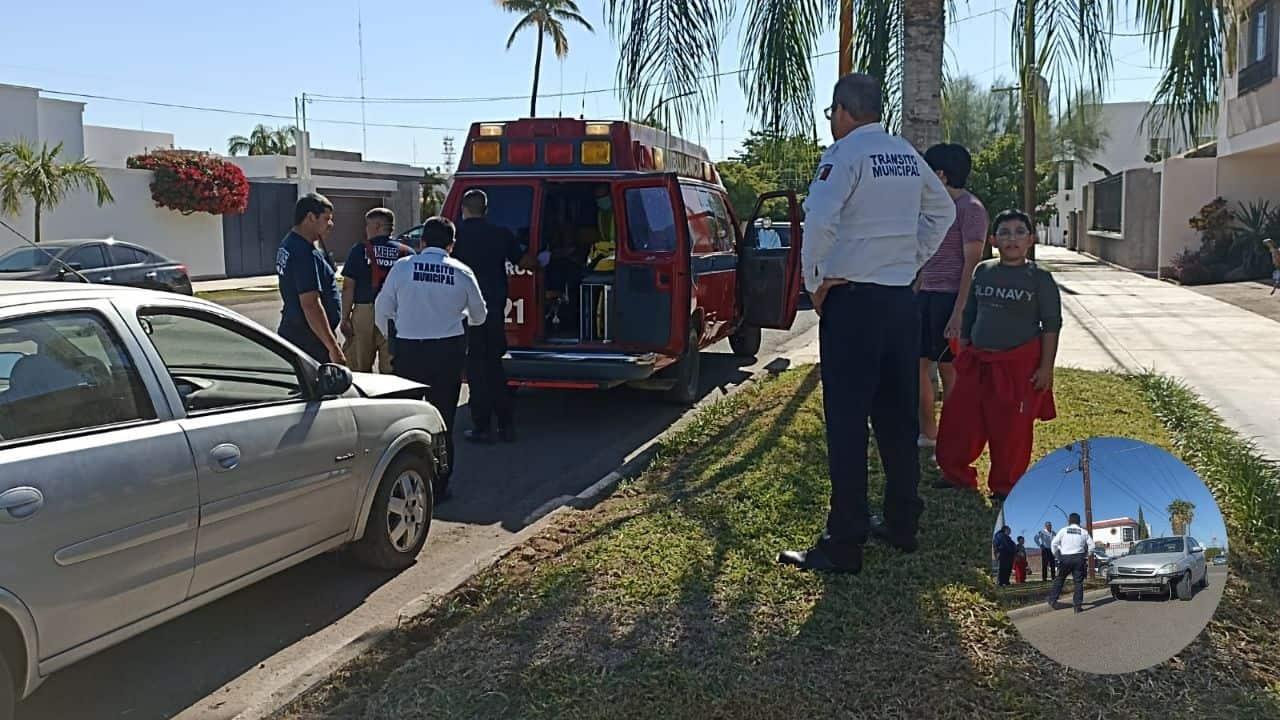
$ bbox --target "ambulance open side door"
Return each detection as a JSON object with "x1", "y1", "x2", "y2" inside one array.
[
  {"x1": 739, "y1": 190, "x2": 803, "y2": 329},
  {"x1": 609, "y1": 176, "x2": 688, "y2": 356}
]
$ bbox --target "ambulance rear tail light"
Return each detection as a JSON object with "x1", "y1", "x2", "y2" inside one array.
[
  {"x1": 472, "y1": 142, "x2": 501, "y2": 165},
  {"x1": 508, "y1": 142, "x2": 536, "y2": 166},
  {"x1": 546, "y1": 142, "x2": 574, "y2": 165},
  {"x1": 479, "y1": 124, "x2": 505, "y2": 137},
  {"x1": 585, "y1": 122, "x2": 612, "y2": 136},
  {"x1": 582, "y1": 140, "x2": 612, "y2": 165}
]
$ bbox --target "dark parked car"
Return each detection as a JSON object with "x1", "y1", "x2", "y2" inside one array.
[{"x1": 0, "y1": 238, "x2": 193, "y2": 295}]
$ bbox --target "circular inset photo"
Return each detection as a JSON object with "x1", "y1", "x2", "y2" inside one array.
[{"x1": 993, "y1": 437, "x2": 1229, "y2": 675}]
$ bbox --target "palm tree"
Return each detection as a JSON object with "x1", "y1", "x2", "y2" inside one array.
[
  {"x1": 227, "y1": 124, "x2": 298, "y2": 156},
  {"x1": 1167, "y1": 500, "x2": 1196, "y2": 536},
  {"x1": 0, "y1": 140, "x2": 113, "y2": 244},
  {"x1": 498, "y1": 0, "x2": 594, "y2": 117},
  {"x1": 605, "y1": 0, "x2": 1227, "y2": 150}
]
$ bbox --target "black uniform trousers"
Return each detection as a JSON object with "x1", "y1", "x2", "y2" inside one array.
[
  {"x1": 467, "y1": 315, "x2": 513, "y2": 432},
  {"x1": 1048, "y1": 552, "x2": 1087, "y2": 608},
  {"x1": 279, "y1": 322, "x2": 330, "y2": 364},
  {"x1": 1040, "y1": 547, "x2": 1058, "y2": 582},
  {"x1": 817, "y1": 283, "x2": 923, "y2": 564},
  {"x1": 997, "y1": 554, "x2": 1015, "y2": 586},
  {"x1": 392, "y1": 335, "x2": 467, "y2": 489}
]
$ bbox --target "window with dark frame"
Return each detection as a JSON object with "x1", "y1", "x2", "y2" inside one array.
[{"x1": 1240, "y1": 1, "x2": 1277, "y2": 94}]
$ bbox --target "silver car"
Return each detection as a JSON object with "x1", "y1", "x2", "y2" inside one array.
[
  {"x1": 0, "y1": 282, "x2": 448, "y2": 718},
  {"x1": 1107, "y1": 536, "x2": 1209, "y2": 601}
]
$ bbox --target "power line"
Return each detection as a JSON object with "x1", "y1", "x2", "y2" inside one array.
[
  {"x1": 304, "y1": 50, "x2": 842, "y2": 106},
  {"x1": 38, "y1": 89, "x2": 468, "y2": 132}
]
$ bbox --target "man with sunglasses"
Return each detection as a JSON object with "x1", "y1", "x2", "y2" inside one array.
[{"x1": 777, "y1": 73, "x2": 955, "y2": 575}]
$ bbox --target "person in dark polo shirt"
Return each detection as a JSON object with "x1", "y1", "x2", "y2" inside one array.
[
  {"x1": 340, "y1": 207, "x2": 413, "y2": 373},
  {"x1": 276, "y1": 192, "x2": 345, "y2": 365},
  {"x1": 452, "y1": 189, "x2": 536, "y2": 444}
]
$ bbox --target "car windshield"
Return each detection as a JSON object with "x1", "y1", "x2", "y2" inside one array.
[
  {"x1": 1130, "y1": 538, "x2": 1184, "y2": 555},
  {"x1": 0, "y1": 246, "x2": 67, "y2": 272}
]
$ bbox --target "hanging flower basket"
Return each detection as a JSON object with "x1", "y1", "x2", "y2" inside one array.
[{"x1": 127, "y1": 150, "x2": 249, "y2": 216}]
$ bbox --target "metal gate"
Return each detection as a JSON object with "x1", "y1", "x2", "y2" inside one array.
[{"x1": 222, "y1": 182, "x2": 296, "y2": 278}]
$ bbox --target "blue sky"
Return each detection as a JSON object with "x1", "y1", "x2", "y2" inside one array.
[
  {"x1": 995, "y1": 438, "x2": 1229, "y2": 550},
  {"x1": 0, "y1": 1, "x2": 1165, "y2": 167}
]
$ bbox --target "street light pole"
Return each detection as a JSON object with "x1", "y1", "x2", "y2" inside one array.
[
  {"x1": 643, "y1": 91, "x2": 695, "y2": 127},
  {"x1": 1021, "y1": 0, "x2": 1038, "y2": 260}
]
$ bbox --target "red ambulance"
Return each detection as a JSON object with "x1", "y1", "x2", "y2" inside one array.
[{"x1": 441, "y1": 118, "x2": 804, "y2": 404}]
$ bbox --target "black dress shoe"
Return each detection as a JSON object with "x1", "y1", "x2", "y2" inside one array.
[
  {"x1": 464, "y1": 429, "x2": 495, "y2": 444},
  {"x1": 868, "y1": 516, "x2": 918, "y2": 553},
  {"x1": 776, "y1": 545, "x2": 862, "y2": 575},
  {"x1": 499, "y1": 426, "x2": 517, "y2": 443}
]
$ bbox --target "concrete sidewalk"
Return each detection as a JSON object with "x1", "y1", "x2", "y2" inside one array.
[
  {"x1": 1041, "y1": 245, "x2": 1280, "y2": 459},
  {"x1": 193, "y1": 274, "x2": 278, "y2": 293}
]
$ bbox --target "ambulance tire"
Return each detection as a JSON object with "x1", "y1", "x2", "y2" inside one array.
[
  {"x1": 664, "y1": 329, "x2": 702, "y2": 406},
  {"x1": 729, "y1": 324, "x2": 762, "y2": 358}
]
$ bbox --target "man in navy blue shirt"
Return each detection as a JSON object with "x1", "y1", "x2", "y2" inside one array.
[
  {"x1": 340, "y1": 207, "x2": 412, "y2": 372},
  {"x1": 276, "y1": 193, "x2": 345, "y2": 365}
]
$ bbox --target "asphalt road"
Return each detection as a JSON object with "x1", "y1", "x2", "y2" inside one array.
[
  {"x1": 1013, "y1": 565, "x2": 1229, "y2": 674},
  {"x1": 17, "y1": 298, "x2": 819, "y2": 720}
]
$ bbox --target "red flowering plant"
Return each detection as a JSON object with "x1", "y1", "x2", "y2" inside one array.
[{"x1": 127, "y1": 150, "x2": 249, "y2": 216}]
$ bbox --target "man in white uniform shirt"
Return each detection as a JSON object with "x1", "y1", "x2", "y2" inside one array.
[
  {"x1": 1035, "y1": 521, "x2": 1058, "y2": 582},
  {"x1": 376, "y1": 217, "x2": 488, "y2": 501},
  {"x1": 778, "y1": 73, "x2": 956, "y2": 575},
  {"x1": 1047, "y1": 513, "x2": 1092, "y2": 613}
]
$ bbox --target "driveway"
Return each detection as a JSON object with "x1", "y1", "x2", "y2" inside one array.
[
  {"x1": 16, "y1": 299, "x2": 819, "y2": 720},
  {"x1": 1012, "y1": 565, "x2": 1228, "y2": 674}
]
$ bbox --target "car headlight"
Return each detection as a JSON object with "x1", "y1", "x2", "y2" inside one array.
[{"x1": 1158, "y1": 563, "x2": 1179, "y2": 574}]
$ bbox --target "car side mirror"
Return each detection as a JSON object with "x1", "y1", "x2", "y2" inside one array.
[{"x1": 316, "y1": 363, "x2": 353, "y2": 398}]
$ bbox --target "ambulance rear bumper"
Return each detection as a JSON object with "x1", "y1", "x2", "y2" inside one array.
[{"x1": 503, "y1": 350, "x2": 661, "y2": 388}]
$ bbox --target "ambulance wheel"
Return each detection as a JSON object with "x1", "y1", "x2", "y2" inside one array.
[
  {"x1": 664, "y1": 329, "x2": 701, "y2": 406},
  {"x1": 729, "y1": 324, "x2": 762, "y2": 358}
]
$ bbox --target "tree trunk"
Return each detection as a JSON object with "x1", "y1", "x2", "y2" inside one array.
[
  {"x1": 899, "y1": 0, "x2": 945, "y2": 150},
  {"x1": 839, "y1": 0, "x2": 853, "y2": 77},
  {"x1": 530, "y1": 28, "x2": 544, "y2": 117},
  {"x1": 33, "y1": 203, "x2": 40, "y2": 244}
]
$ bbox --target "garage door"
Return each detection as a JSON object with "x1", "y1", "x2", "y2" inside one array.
[{"x1": 324, "y1": 194, "x2": 386, "y2": 265}]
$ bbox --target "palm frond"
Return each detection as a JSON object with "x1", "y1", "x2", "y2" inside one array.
[
  {"x1": 850, "y1": 0, "x2": 903, "y2": 133},
  {"x1": 739, "y1": 0, "x2": 836, "y2": 136},
  {"x1": 604, "y1": 0, "x2": 735, "y2": 132},
  {"x1": 1139, "y1": 0, "x2": 1227, "y2": 141},
  {"x1": 551, "y1": 0, "x2": 594, "y2": 30},
  {"x1": 547, "y1": 19, "x2": 572, "y2": 57},
  {"x1": 506, "y1": 13, "x2": 540, "y2": 49},
  {"x1": 1011, "y1": 0, "x2": 1116, "y2": 118}
]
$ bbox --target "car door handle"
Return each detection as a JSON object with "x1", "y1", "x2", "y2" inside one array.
[
  {"x1": 145, "y1": 271, "x2": 158, "y2": 280},
  {"x1": 0, "y1": 487, "x2": 44, "y2": 522},
  {"x1": 210, "y1": 443, "x2": 241, "y2": 471},
  {"x1": 100, "y1": 276, "x2": 113, "y2": 283}
]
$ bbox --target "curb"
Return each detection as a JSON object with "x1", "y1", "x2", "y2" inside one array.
[
  {"x1": 228, "y1": 359, "x2": 790, "y2": 720},
  {"x1": 1005, "y1": 587, "x2": 1112, "y2": 622}
]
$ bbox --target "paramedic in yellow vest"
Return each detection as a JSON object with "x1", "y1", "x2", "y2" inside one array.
[{"x1": 589, "y1": 185, "x2": 617, "y2": 272}]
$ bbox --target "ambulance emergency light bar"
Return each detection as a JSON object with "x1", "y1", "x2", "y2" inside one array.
[{"x1": 459, "y1": 119, "x2": 719, "y2": 183}]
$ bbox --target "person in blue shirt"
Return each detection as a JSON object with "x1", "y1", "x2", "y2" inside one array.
[
  {"x1": 276, "y1": 193, "x2": 345, "y2": 365},
  {"x1": 340, "y1": 207, "x2": 413, "y2": 373}
]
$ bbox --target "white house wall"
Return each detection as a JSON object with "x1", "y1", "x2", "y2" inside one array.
[
  {"x1": 0, "y1": 85, "x2": 40, "y2": 144},
  {"x1": 83, "y1": 126, "x2": 175, "y2": 169},
  {"x1": 0, "y1": 168, "x2": 226, "y2": 278},
  {"x1": 36, "y1": 98, "x2": 85, "y2": 159},
  {"x1": 1157, "y1": 158, "x2": 1218, "y2": 271}
]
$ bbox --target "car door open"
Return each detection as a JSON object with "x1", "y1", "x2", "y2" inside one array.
[{"x1": 739, "y1": 191, "x2": 804, "y2": 330}]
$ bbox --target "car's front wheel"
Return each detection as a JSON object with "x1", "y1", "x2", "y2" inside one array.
[
  {"x1": 1175, "y1": 571, "x2": 1193, "y2": 601},
  {"x1": 0, "y1": 650, "x2": 15, "y2": 720},
  {"x1": 351, "y1": 452, "x2": 434, "y2": 570},
  {"x1": 1197, "y1": 568, "x2": 1209, "y2": 589}
]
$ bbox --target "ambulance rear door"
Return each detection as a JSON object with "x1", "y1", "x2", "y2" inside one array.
[
  {"x1": 738, "y1": 190, "x2": 803, "y2": 330},
  {"x1": 609, "y1": 176, "x2": 688, "y2": 356}
]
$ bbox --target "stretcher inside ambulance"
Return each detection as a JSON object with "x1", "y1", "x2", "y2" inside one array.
[{"x1": 442, "y1": 118, "x2": 805, "y2": 404}]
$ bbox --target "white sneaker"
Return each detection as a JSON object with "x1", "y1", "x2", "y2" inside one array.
[{"x1": 917, "y1": 434, "x2": 937, "y2": 448}]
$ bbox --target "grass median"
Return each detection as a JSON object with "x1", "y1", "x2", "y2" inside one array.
[{"x1": 276, "y1": 367, "x2": 1280, "y2": 720}]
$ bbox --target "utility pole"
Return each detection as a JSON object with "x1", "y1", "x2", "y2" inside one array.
[
  {"x1": 1081, "y1": 440, "x2": 1096, "y2": 579},
  {"x1": 442, "y1": 136, "x2": 456, "y2": 170},
  {"x1": 1021, "y1": 0, "x2": 1038, "y2": 260},
  {"x1": 839, "y1": 0, "x2": 853, "y2": 77},
  {"x1": 357, "y1": 0, "x2": 368, "y2": 157}
]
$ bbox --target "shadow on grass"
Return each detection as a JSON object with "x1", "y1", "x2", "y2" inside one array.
[{"x1": 276, "y1": 368, "x2": 1280, "y2": 720}]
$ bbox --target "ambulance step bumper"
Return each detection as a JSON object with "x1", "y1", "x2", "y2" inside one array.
[{"x1": 503, "y1": 350, "x2": 661, "y2": 386}]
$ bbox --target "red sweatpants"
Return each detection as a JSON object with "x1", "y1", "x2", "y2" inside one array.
[
  {"x1": 935, "y1": 341, "x2": 1053, "y2": 496},
  {"x1": 1014, "y1": 559, "x2": 1028, "y2": 584}
]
